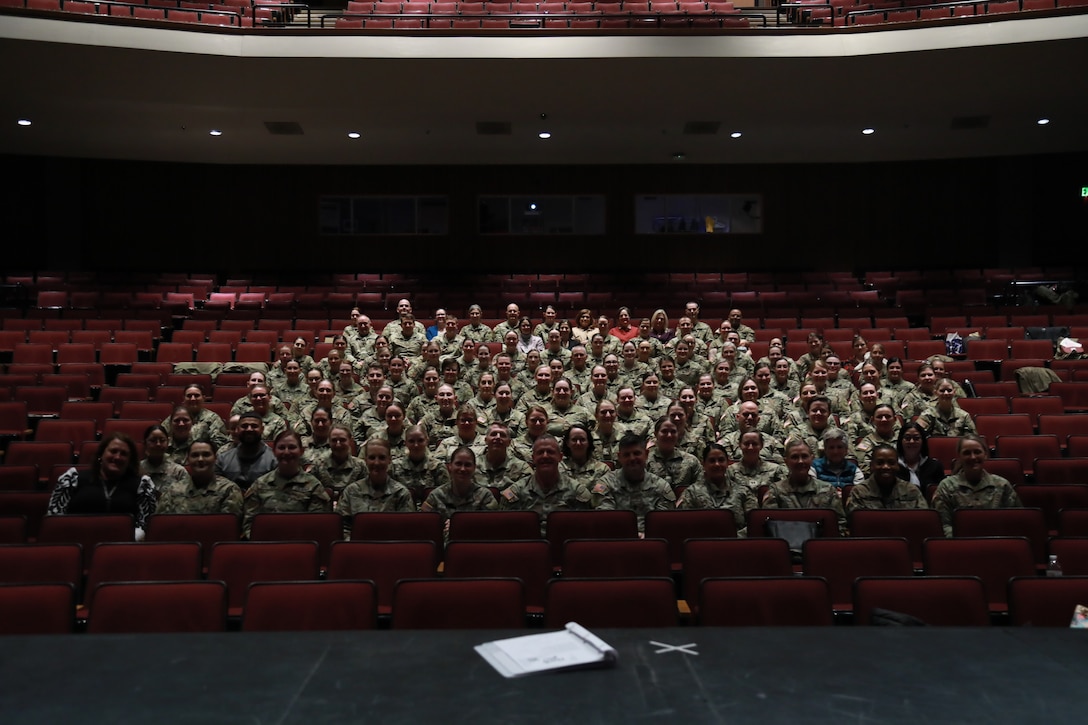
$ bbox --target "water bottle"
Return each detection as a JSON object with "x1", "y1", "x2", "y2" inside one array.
[{"x1": 1047, "y1": 554, "x2": 1063, "y2": 577}]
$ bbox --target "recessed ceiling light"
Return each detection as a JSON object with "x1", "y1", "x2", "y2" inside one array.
[
  {"x1": 862, "y1": 128, "x2": 875, "y2": 135},
  {"x1": 1037, "y1": 118, "x2": 1050, "y2": 126},
  {"x1": 672, "y1": 152, "x2": 686, "y2": 161},
  {"x1": 209, "y1": 129, "x2": 222, "y2": 137},
  {"x1": 347, "y1": 132, "x2": 361, "y2": 139},
  {"x1": 538, "y1": 132, "x2": 551, "y2": 139},
  {"x1": 730, "y1": 131, "x2": 742, "y2": 139},
  {"x1": 17, "y1": 119, "x2": 31, "y2": 127}
]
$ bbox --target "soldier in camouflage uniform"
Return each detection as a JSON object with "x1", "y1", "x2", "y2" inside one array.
[
  {"x1": 559, "y1": 424, "x2": 612, "y2": 492},
  {"x1": 498, "y1": 434, "x2": 594, "y2": 535},
  {"x1": 723, "y1": 431, "x2": 790, "y2": 495},
  {"x1": 646, "y1": 417, "x2": 702, "y2": 492},
  {"x1": 242, "y1": 430, "x2": 331, "y2": 538},
  {"x1": 761, "y1": 438, "x2": 847, "y2": 534},
  {"x1": 678, "y1": 444, "x2": 759, "y2": 535},
  {"x1": 338, "y1": 438, "x2": 416, "y2": 536},
  {"x1": 389, "y1": 425, "x2": 450, "y2": 502},
  {"x1": 459, "y1": 305, "x2": 493, "y2": 345},
  {"x1": 847, "y1": 444, "x2": 929, "y2": 513},
  {"x1": 140, "y1": 423, "x2": 191, "y2": 493},
  {"x1": 475, "y1": 422, "x2": 533, "y2": 490},
  {"x1": 594, "y1": 432, "x2": 676, "y2": 532},
  {"x1": 157, "y1": 441, "x2": 243, "y2": 516},
  {"x1": 932, "y1": 434, "x2": 1021, "y2": 537},
  {"x1": 718, "y1": 401, "x2": 785, "y2": 465},
  {"x1": 309, "y1": 425, "x2": 368, "y2": 503},
  {"x1": 421, "y1": 446, "x2": 498, "y2": 533}
]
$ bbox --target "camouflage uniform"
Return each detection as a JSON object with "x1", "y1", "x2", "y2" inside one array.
[
  {"x1": 560, "y1": 459, "x2": 612, "y2": 493},
  {"x1": 847, "y1": 476, "x2": 929, "y2": 512},
  {"x1": 231, "y1": 394, "x2": 287, "y2": 419},
  {"x1": 498, "y1": 472, "x2": 595, "y2": 535},
  {"x1": 933, "y1": 471, "x2": 1021, "y2": 537},
  {"x1": 435, "y1": 434, "x2": 487, "y2": 463},
  {"x1": 242, "y1": 469, "x2": 332, "y2": 538},
  {"x1": 389, "y1": 454, "x2": 451, "y2": 499},
  {"x1": 635, "y1": 394, "x2": 672, "y2": 424},
  {"x1": 421, "y1": 483, "x2": 497, "y2": 522},
  {"x1": 543, "y1": 403, "x2": 593, "y2": 438},
  {"x1": 916, "y1": 405, "x2": 977, "y2": 438},
  {"x1": 761, "y1": 475, "x2": 847, "y2": 534},
  {"x1": 338, "y1": 477, "x2": 417, "y2": 535},
  {"x1": 594, "y1": 469, "x2": 676, "y2": 532},
  {"x1": 590, "y1": 430, "x2": 621, "y2": 466},
  {"x1": 614, "y1": 411, "x2": 653, "y2": 439},
  {"x1": 273, "y1": 381, "x2": 312, "y2": 413},
  {"x1": 854, "y1": 430, "x2": 900, "y2": 477},
  {"x1": 723, "y1": 459, "x2": 790, "y2": 494},
  {"x1": 157, "y1": 474, "x2": 244, "y2": 516},
  {"x1": 140, "y1": 458, "x2": 190, "y2": 494},
  {"x1": 420, "y1": 411, "x2": 458, "y2": 452},
  {"x1": 674, "y1": 358, "x2": 709, "y2": 387},
  {"x1": 475, "y1": 454, "x2": 533, "y2": 490},
  {"x1": 309, "y1": 450, "x2": 368, "y2": 501},
  {"x1": 881, "y1": 379, "x2": 916, "y2": 410},
  {"x1": 405, "y1": 393, "x2": 438, "y2": 425},
  {"x1": 678, "y1": 477, "x2": 758, "y2": 535},
  {"x1": 899, "y1": 388, "x2": 938, "y2": 421},
  {"x1": 647, "y1": 447, "x2": 703, "y2": 491},
  {"x1": 460, "y1": 323, "x2": 493, "y2": 345},
  {"x1": 718, "y1": 430, "x2": 785, "y2": 465}
]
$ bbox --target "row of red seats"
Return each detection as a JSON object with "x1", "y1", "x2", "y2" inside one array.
[
  {"x1": 5, "y1": 528, "x2": 1088, "y2": 630},
  {"x1": 10, "y1": 573, "x2": 1087, "y2": 632}
]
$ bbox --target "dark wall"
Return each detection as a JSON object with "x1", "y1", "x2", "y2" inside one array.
[{"x1": 4, "y1": 151, "x2": 1085, "y2": 275}]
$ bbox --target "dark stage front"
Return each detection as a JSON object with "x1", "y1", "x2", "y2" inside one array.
[{"x1": 3, "y1": 627, "x2": 1087, "y2": 723}]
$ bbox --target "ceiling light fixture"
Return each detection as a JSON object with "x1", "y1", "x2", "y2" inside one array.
[
  {"x1": 730, "y1": 131, "x2": 742, "y2": 139},
  {"x1": 538, "y1": 132, "x2": 551, "y2": 139},
  {"x1": 209, "y1": 129, "x2": 222, "y2": 137},
  {"x1": 17, "y1": 119, "x2": 31, "y2": 127},
  {"x1": 1037, "y1": 118, "x2": 1050, "y2": 126},
  {"x1": 347, "y1": 132, "x2": 361, "y2": 139},
  {"x1": 862, "y1": 128, "x2": 875, "y2": 135}
]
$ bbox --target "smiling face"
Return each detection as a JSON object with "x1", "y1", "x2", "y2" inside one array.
[
  {"x1": 330, "y1": 427, "x2": 353, "y2": 460},
  {"x1": 873, "y1": 406, "x2": 897, "y2": 436},
  {"x1": 145, "y1": 428, "x2": 169, "y2": 461},
  {"x1": 785, "y1": 442, "x2": 814, "y2": 482},
  {"x1": 740, "y1": 430, "x2": 763, "y2": 464},
  {"x1": 531, "y1": 436, "x2": 562, "y2": 478},
  {"x1": 186, "y1": 441, "x2": 216, "y2": 479},
  {"x1": 526, "y1": 408, "x2": 549, "y2": 437},
  {"x1": 871, "y1": 447, "x2": 900, "y2": 487},
  {"x1": 703, "y1": 447, "x2": 729, "y2": 483},
  {"x1": 171, "y1": 409, "x2": 193, "y2": 439},
  {"x1": 618, "y1": 441, "x2": 647, "y2": 481},
  {"x1": 595, "y1": 401, "x2": 616, "y2": 432},
  {"x1": 274, "y1": 433, "x2": 303, "y2": 474},
  {"x1": 448, "y1": 449, "x2": 477, "y2": 488},
  {"x1": 655, "y1": 419, "x2": 678, "y2": 453},
  {"x1": 565, "y1": 426, "x2": 590, "y2": 462},
  {"x1": 364, "y1": 440, "x2": 392, "y2": 483}
]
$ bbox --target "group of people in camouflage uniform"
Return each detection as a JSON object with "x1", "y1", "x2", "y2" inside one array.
[{"x1": 51, "y1": 295, "x2": 1010, "y2": 542}]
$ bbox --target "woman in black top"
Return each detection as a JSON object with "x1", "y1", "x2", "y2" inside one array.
[
  {"x1": 47, "y1": 432, "x2": 156, "y2": 536},
  {"x1": 896, "y1": 422, "x2": 944, "y2": 489}
]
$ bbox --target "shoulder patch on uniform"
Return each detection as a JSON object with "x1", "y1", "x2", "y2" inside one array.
[
  {"x1": 501, "y1": 487, "x2": 518, "y2": 502},
  {"x1": 592, "y1": 481, "x2": 609, "y2": 496},
  {"x1": 420, "y1": 501, "x2": 433, "y2": 512},
  {"x1": 856, "y1": 440, "x2": 872, "y2": 451}
]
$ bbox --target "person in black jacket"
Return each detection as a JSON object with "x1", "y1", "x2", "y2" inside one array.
[{"x1": 896, "y1": 422, "x2": 944, "y2": 489}]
